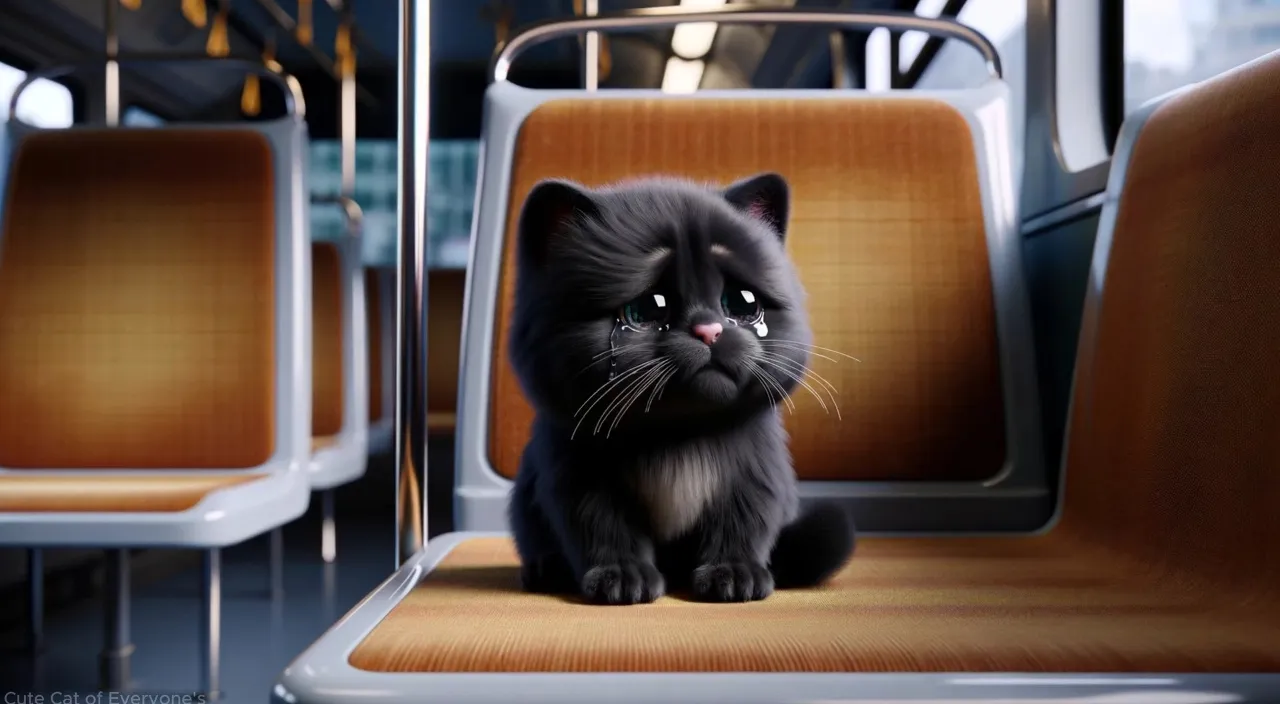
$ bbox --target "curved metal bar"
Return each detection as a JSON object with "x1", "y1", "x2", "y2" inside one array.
[
  {"x1": 493, "y1": 7, "x2": 1002, "y2": 83},
  {"x1": 8, "y1": 55, "x2": 306, "y2": 123},
  {"x1": 311, "y1": 194, "x2": 365, "y2": 239}
]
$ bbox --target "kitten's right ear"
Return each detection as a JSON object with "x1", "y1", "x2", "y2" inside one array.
[{"x1": 516, "y1": 179, "x2": 599, "y2": 269}]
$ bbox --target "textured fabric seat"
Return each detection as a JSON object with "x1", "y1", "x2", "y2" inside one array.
[
  {"x1": 348, "y1": 536, "x2": 1280, "y2": 673},
  {"x1": 342, "y1": 50, "x2": 1280, "y2": 676},
  {"x1": 0, "y1": 474, "x2": 267, "y2": 513}
]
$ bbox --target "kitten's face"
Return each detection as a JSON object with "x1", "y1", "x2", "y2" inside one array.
[{"x1": 508, "y1": 173, "x2": 811, "y2": 438}]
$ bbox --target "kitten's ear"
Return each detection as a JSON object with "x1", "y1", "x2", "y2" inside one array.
[
  {"x1": 723, "y1": 172, "x2": 790, "y2": 241},
  {"x1": 517, "y1": 179, "x2": 599, "y2": 269}
]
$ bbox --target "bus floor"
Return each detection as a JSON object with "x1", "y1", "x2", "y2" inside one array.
[{"x1": 0, "y1": 437, "x2": 457, "y2": 703}]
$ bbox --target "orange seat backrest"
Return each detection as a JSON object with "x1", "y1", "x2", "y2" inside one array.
[
  {"x1": 0, "y1": 130, "x2": 276, "y2": 469},
  {"x1": 1055, "y1": 54, "x2": 1280, "y2": 598},
  {"x1": 487, "y1": 98, "x2": 1006, "y2": 482},
  {"x1": 312, "y1": 242, "x2": 344, "y2": 438}
]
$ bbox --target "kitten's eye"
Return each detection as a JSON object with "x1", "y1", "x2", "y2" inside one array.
[
  {"x1": 721, "y1": 288, "x2": 763, "y2": 324},
  {"x1": 620, "y1": 293, "x2": 670, "y2": 331}
]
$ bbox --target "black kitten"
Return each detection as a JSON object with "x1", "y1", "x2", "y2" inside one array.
[{"x1": 506, "y1": 172, "x2": 856, "y2": 605}]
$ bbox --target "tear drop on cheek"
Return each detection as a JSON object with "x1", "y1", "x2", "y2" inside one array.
[
  {"x1": 753, "y1": 317, "x2": 769, "y2": 337},
  {"x1": 608, "y1": 321, "x2": 620, "y2": 381}
]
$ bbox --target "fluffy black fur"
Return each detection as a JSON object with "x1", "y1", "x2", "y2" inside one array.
[{"x1": 507, "y1": 172, "x2": 856, "y2": 605}]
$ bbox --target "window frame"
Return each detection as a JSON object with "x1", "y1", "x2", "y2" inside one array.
[
  {"x1": 0, "y1": 49, "x2": 83, "y2": 125},
  {"x1": 1101, "y1": 0, "x2": 1125, "y2": 152},
  {"x1": 898, "y1": 0, "x2": 971, "y2": 89}
]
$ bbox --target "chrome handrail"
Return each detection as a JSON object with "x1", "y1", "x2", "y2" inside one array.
[
  {"x1": 311, "y1": 194, "x2": 365, "y2": 240},
  {"x1": 8, "y1": 55, "x2": 306, "y2": 123},
  {"x1": 492, "y1": 6, "x2": 1002, "y2": 84}
]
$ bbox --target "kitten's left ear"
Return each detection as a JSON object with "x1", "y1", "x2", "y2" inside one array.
[
  {"x1": 723, "y1": 172, "x2": 790, "y2": 241},
  {"x1": 517, "y1": 179, "x2": 600, "y2": 270}
]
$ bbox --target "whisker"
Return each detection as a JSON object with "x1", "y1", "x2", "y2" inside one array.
[
  {"x1": 603, "y1": 360, "x2": 673, "y2": 437},
  {"x1": 758, "y1": 340, "x2": 861, "y2": 363},
  {"x1": 645, "y1": 366, "x2": 680, "y2": 413},
  {"x1": 758, "y1": 352, "x2": 840, "y2": 396},
  {"x1": 749, "y1": 360, "x2": 795, "y2": 414},
  {"x1": 596, "y1": 359, "x2": 672, "y2": 435},
  {"x1": 574, "y1": 356, "x2": 666, "y2": 418},
  {"x1": 571, "y1": 357, "x2": 669, "y2": 439},
  {"x1": 746, "y1": 365, "x2": 776, "y2": 410},
  {"x1": 751, "y1": 356, "x2": 832, "y2": 416},
  {"x1": 748, "y1": 364, "x2": 786, "y2": 414},
  {"x1": 758, "y1": 344, "x2": 837, "y2": 363},
  {"x1": 594, "y1": 361, "x2": 668, "y2": 436},
  {"x1": 758, "y1": 353, "x2": 841, "y2": 420}
]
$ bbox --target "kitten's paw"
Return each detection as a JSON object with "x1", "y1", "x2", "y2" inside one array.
[
  {"x1": 692, "y1": 561, "x2": 774, "y2": 602},
  {"x1": 581, "y1": 560, "x2": 666, "y2": 605}
]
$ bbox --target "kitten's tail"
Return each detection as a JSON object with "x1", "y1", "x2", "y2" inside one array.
[{"x1": 768, "y1": 501, "x2": 856, "y2": 589}]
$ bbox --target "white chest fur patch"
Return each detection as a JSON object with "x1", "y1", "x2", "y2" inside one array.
[{"x1": 633, "y1": 448, "x2": 726, "y2": 542}]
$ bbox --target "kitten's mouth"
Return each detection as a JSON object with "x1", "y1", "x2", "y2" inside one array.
[{"x1": 686, "y1": 362, "x2": 742, "y2": 404}]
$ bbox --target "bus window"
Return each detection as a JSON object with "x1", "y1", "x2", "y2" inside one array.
[
  {"x1": 0, "y1": 61, "x2": 73, "y2": 128},
  {"x1": 1125, "y1": 0, "x2": 1280, "y2": 113},
  {"x1": 894, "y1": 0, "x2": 1027, "y2": 177},
  {"x1": 427, "y1": 139, "x2": 478, "y2": 270},
  {"x1": 309, "y1": 139, "x2": 478, "y2": 270},
  {"x1": 122, "y1": 106, "x2": 165, "y2": 126}
]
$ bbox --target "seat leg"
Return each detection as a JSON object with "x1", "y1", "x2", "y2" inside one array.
[
  {"x1": 321, "y1": 489, "x2": 336, "y2": 563},
  {"x1": 99, "y1": 549, "x2": 133, "y2": 692},
  {"x1": 27, "y1": 548, "x2": 44, "y2": 654},
  {"x1": 200, "y1": 549, "x2": 222, "y2": 701},
  {"x1": 269, "y1": 527, "x2": 285, "y2": 601}
]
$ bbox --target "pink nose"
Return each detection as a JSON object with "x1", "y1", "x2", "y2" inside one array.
[{"x1": 692, "y1": 322, "x2": 723, "y2": 346}]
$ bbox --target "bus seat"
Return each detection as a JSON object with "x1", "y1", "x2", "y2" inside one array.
[
  {"x1": 0, "y1": 119, "x2": 313, "y2": 694},
  {"x1": 365, "y1": 267, "x2": 395, "y2": 456},
  {"x1": 276, "y1": 50, "x2": 1280, "y2": 703},
  {"x1": 427, "y1": 268, "x2": 467, "y2": 435},
  {"x1": 453, "y1": 79, "x2": 1046, "y2": 534},
  {"x1": 307, "y1": 201, "x2": 370, "y2": 563}
]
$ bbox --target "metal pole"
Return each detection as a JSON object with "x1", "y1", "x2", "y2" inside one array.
[
  {"x1": 321, "y1": 488, "x2": 337, "y2": 563},
  {"x1": 584, "y1": 0, "x2": 599, "y2": 90},
  {"x1": 269, "y1": 527, "x2": 285, "y2": 601},
  {"x1": 104, "y1": 0, "x2": 120, "y2": 125},
  {"x1": 99, "y1": 550, "x2": 132, "y2": 691},
  {"x1": 394, "y1": 0, "x2": 429, "y2": 566},
  {"x1": 200, "y1": 549, "x2": 222, "y2": 700},
  {"x1": 27, "y1": 549, "x2": 44, "y2": 653},
  {"x1": 340, "y1": 3, "x2": 357, "y2": 197}
]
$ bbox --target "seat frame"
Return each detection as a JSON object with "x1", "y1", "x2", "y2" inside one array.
[
  {"x1": 0, "y1": 117, "x2": 313, "y2": 549},
  {"x1": 309, "y1": 220, "x2": 371, "y2": 493},
  {"x1": 453, "y1": 80, "x2": 1050, "y2": 535},
  {"x1": 274, "y1": 86, "x2": 1280, "y2": 704}
]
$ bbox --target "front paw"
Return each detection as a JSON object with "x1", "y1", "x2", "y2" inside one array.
[
  {"x1": 581, "y1": 560, "x2": 666, "y2": 605},
  {"x1": 692, "y1": 561, "x2": 774, "y2": 602}
]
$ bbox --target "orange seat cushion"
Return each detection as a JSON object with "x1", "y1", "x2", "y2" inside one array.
[
  {"x1": 312, "y1": 242, "x2": 345, "y2": 437},
  {"x1": 348, "y1": 536, "x2": 1280, "y2": 673},
  {"x1": 311, "y1": 435, "x2": 338, "y2": 454},
  {"x1": 0, "y1": 473, "x2": 265, "y2": 512}
]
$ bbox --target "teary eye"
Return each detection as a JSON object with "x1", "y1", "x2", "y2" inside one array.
[
  {"x1": 620, "y1": 293, "x2": 671, "y2": 331},
  {"x1": 721, "y1": 287, "x2": 763, "y2": 324}
]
